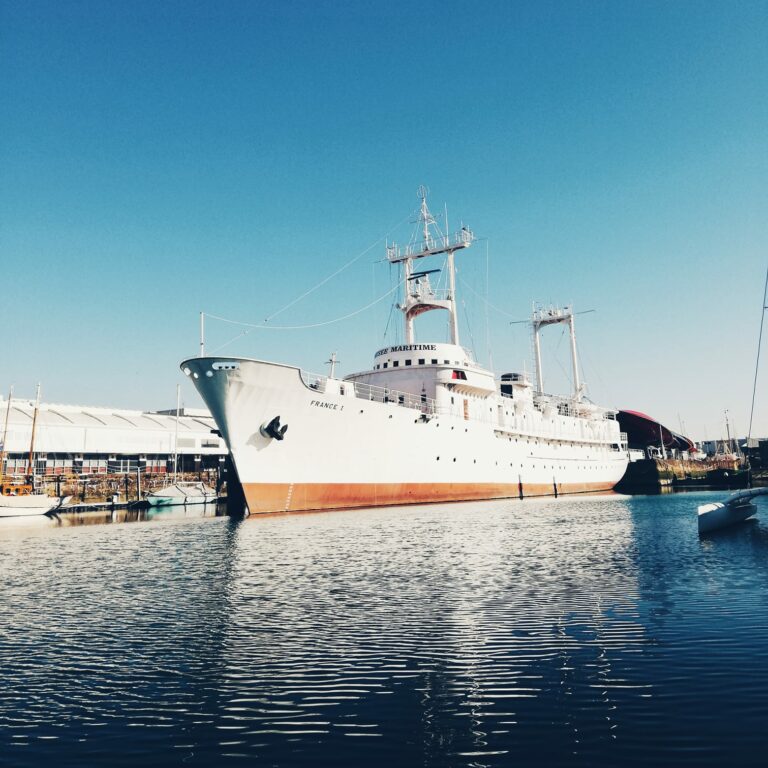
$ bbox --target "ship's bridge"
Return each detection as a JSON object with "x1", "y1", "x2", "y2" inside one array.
[
  {"x1": 371, "y1": 342, "x2": 475, "y2": 372},
  {"x1": 345, "y1": 342, "x2": 496, "y2": 401}
]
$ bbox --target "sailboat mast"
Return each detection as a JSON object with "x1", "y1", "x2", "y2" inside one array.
[
  {"x1": 173, "y1": 384, "x2": 180, "y2": 483},
  {"x1": 747, "y1": 263, "x2": 768, "y2": 444},
  {"x1": 0, "y1": 386, "x2": 13, "y2": 485},
  {"x1": 27, "y1": 383, "x2": 41, "y2": 480}
]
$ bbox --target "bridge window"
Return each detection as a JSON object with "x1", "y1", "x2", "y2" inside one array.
[
  {"x1": 431, "y1": 359, "x2": 438, "y2": 364},
  {"x1": 383, "y1": 363, "x2": 388, "y2": 369},
  {"x1": 405, "y1": 359, "x2": 412, "y2": 366},
  {"x1": 393, "y1": 361, "x2": 399, "y2": 367},
  {"x1": 418, "y1": 358, "x2": 425, "y2": 365}
]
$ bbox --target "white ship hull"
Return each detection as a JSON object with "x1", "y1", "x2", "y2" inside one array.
[
  {"x1": 184, "y1": 191, "x2": 628, "y2": 514},
  {"x1": 183, "y1": 356, "x2": 628, "y2": 514}
]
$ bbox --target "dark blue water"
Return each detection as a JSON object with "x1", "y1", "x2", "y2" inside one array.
[{"x1": 1, "y1": 493, "x2": 768, "y2": 767}]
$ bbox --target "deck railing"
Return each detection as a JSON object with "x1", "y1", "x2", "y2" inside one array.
[
  {"x1": 530, "y1": 394, "x2": 618, "y2": 421},
  {"x1": 301, "y1": 369, "x2": 620, "y2": 429},
  {"x1": 300, "y1": 371, "x2": 437, "y2": 414},
  {"x1": 387, "y1": 229, "x2": 473, "y2": 262}
]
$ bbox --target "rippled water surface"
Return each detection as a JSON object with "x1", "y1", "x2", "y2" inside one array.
[{"x1": 2, "y1": 493, "x2": 768, "y2": 767}]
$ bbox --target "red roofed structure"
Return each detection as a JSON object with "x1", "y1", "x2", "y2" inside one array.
[{"x1": 617, "y1": 410, "x2": 695, "y2": 454}]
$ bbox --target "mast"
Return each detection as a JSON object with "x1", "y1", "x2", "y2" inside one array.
[
  {"x1": 568, "y1": 312, "x2": 582, "y2": 400},
  {"x1": 27, "y1": 383, "x2": 41, "y2": 482},
  {"x1": 533, "y1": 319, "x2": 544, "y2": 393},
  {"x1": 447, "y1": 250, "x2": 459, "y2": 345},
  {"x1": 0, "y1": 386, "x2": 13, "y2": 485},
  {"x1": 326, "y1": 352, "x2": 340, "y2": 379},
  {"x1": 173, "y1": 384, "x2": 180, "y2": 483},
  {"x1": 725, "y1": 409, "x2": 733, "y2": 455},
  {"x1": 386, "y1": 186, "x2": 473, "y2": 346},
  {"x1": 531, "y1": 305, "x2": 583, "y2": 400}
]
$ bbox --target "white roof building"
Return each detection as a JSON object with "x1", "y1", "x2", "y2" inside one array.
[{"x1": 0, "y1": 397, "x2": 226, "y2": 458}]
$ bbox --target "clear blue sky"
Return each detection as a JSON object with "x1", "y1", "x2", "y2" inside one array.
[{"x1": 2, "y1": 0, "x2": 767, "y2": 441}]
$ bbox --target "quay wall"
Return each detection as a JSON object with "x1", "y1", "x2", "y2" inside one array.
[{"x1": 616, "y1": 457, "x2": 746, "y2": 493}]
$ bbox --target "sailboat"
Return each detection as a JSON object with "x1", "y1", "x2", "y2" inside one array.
[
  {"x1": 0, "y1": 384, "x2": 70, "y2": 517},
  {"x1": 145, "y1": 385, "x2": 216, "y2": 507},
  {"x1": 698, "y1": 488, "x2": 768, "y2": 534},
  {"x1": 698, "y1": 265, "x2": 768, "y2": 534}
]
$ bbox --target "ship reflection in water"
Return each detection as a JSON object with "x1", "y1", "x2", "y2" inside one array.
[{"x1": 1, "y1": 493, "x2": 768, "y2": 767}]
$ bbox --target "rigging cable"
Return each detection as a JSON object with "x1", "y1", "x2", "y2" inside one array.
[
  {"x1": 263, "y1": 210, "x2": 413, "y2": 323},
  {"x1": 458, "y1": 274, "x2": 519, "y2": 318},
  {"x1": 461, "y1": 299, "x2": 478, "y2": 360},
  {"x1": 747, "y1": 263, "x2": 768, "y2": 443},
  {"x1": 208, "y1": 279, "x2": 404, "y2": 353}
]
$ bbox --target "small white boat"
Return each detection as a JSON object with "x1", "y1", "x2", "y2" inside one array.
[
  {"x1": 145, "y1": 386, "x2": 217, "y2": 508},
  {"x1": 698, "y1": 267, "x2": 768, "y2": 535},
  {"x1": 0, "y1": 484, "x2": 67, "y2": 517},
  {"x1": 146, "y1": 482, "x2": 217, "y2": 507},
  {"x1": 697, "y1": 488, "x2": 768, "y2": 534},
  {"x1": 0, "y1": 385, "x2": 69, "y2": 518}
]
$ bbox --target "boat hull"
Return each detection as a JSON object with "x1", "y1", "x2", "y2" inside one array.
[
  {"x1": 146, "y1": 496, "x2": 214, "y2": 507},
  {"x1": 242, "y1": 480, "x2": 618, "y2": 514},
  {"x1": 698, "y1": 501, "x2": 758, "y2": 534},
  {"x1": 0, "y1": 495, "x2": 62, "y2": 517},
  {"x1": 183, "y1": 356, "x2": 628, "y2": 515},
  {"x1": 145, "y1": 482, "x2": 217, "y2": 507}
]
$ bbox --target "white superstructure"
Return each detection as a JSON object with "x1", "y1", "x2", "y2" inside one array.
[{"x1": 183, "y1": 190, "x2": 628, "y2": 514}]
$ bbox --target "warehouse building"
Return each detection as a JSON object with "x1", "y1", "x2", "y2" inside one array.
[{"x1": 0, "y1": 395, "x2": 227, "y2": 477}]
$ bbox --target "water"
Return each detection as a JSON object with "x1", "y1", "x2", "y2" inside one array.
[{"x1": 2, "y1": 493, "x2": 768, "y2": 767}]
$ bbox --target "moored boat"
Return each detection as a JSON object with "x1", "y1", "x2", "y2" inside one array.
[
  {"x1": 0, "y1": 385, "x2": 69, "y2": 518},
  {"x1": 0, "y1": 484, "x2": 67, "y2": 517},
  {"x1": 697, "y1": 488, "x2": 768, "y2": 534},
  {"x1": 146, "y1": 481, "x2": 217, "y2": 507},
  {"x1": 183, "y1": 189, "x2": 629, "y2": 514}
]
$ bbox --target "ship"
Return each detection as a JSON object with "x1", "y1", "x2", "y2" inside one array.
[{"x1": 182, "y1": 189, "x2": 629, "y2": 514}]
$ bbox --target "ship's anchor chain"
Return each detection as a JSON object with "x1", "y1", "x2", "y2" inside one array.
[{"x1": 260, "y1": 415, "x2": 288, "y2": 441}]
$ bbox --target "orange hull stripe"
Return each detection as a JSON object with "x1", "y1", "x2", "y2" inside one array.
[{"x1": 241, "y1": 481, "x2": 616, "y2": 514}]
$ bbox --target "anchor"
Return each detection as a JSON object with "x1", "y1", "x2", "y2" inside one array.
[{"x1": 260, "y1": 415, "x2": 288, "y2": 441}]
